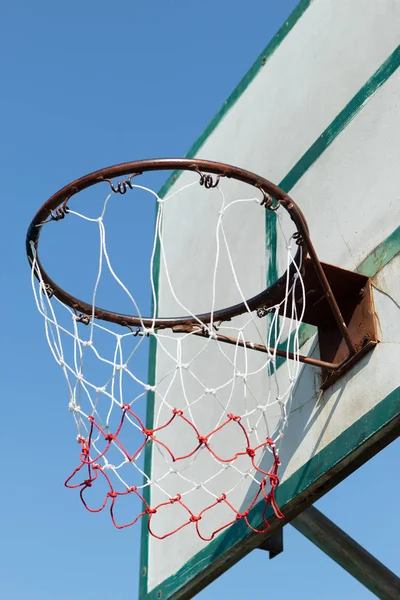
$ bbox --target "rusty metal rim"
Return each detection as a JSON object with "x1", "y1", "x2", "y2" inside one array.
[{"x1": 26, "y1": 158, "x2": 311, "y2": 330}]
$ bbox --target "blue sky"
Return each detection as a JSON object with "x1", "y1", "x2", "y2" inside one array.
[{"x1": 1, "y1": 1, "x2": 399, "y2": 599}]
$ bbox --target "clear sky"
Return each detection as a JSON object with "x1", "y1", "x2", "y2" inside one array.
[{"x1": 1, "y1": 1, "x2": 399, "y2": 599}]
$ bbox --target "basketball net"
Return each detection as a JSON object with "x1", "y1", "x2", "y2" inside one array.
[{"x1": 30, "y1": 175, "x2": 305, "y2": 540}]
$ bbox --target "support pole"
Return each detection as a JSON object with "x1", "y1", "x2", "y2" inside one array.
[{"x1": 292, "y1": 506, "x2": 400, "y2": 600}]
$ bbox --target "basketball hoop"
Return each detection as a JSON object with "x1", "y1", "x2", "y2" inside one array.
[{"x1": 26, "y1": 158, "x2": 377, "y2": 539}]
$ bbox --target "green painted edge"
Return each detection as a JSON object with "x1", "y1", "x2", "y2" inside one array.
[
  {"x1": 147, "y1": 385, "x2": 400, "y2": 600},
  {"x1": 139, "y1": 1, "x2": 313, "y2": 597},
  {"x1": 265, "y1": 210, "x2": 278, "y2": 348},
  {"x1": 356, "y1": 225, "x2": 400, "y2": 278},
  {"x1": 265, "y1": 214, "x2": 278, "y2": 287}
]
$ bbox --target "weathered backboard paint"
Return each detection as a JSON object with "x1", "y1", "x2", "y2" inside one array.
[{"x1": 140, "y1": 1, "x2": 400, "y2": 598}]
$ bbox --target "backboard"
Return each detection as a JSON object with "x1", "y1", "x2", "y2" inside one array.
[{"x1": 141, "y1": 1, "x2": 400, "y2": 598}]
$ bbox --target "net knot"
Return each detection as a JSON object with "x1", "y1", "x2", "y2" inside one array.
[
  {"x1": 266, "y1": 437, "x2": 275, "y2": 447},
  {"x1": 127, "y1": 486, "x2": 137, "y2": 493},
  {"x1": 78, "y1": 437, "x2": 90, "y2": 456},
  {"x1": 246, "y1": 447, "x2": 256, "y2": 458},
  {"x1": 217, "y1": 494, "x2": 227, "y2": 503},
  {"x1": 80, "y1": 445, "x2": 90, "y2": 457},
  {"x1": 121, "y1": 404, "x2": 131, "y2": 411},
  {"x1": 146, "y1": 507, "x2": 157, "y2": 515},
  {"x1": 269, "y1": 474, "x2": 280, "y2": 488},
  {"x1": 105, "y1": 433, "x2": 116, "y2": 442},
  {"x1": 169, "y1": 494, "x2": 181, "y2": 503},
  {"x1": 172, "y1": 408, "x2": 183, "y2": 416},
  {"x1": 190, "y1": 515, "x2": 201, "y2": 523},
  {"x1": 227, "y1": 413, "x2": 241, "y2": 422},
  {"x1": 108, "y1": 491, "x2": 118, "y2": 499},
  {"x1": 144, "y1": 384, "x2": 156, "y2": 392},
  {"x1": 142, "y1": 428, "x2": 154, "y2": 437},
  {"x1": 88, "y1": 415, "x2": 95, "y2": 423},
  {"x1": 84, "y1": 479, "x2": 93, "y2": 487},
  {"x1": 236, "y1": 510, "x2": 249, "y2": 520},
  {"x1": 198, "y1": 435, "x2": 208, "y2": 445},
  {"x1": 205, "y1": 388, "x2": 216, "y2": 395}
]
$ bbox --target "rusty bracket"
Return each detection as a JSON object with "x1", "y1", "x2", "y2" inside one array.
[
  {"x1": 264, "y1": 257, "x2": 378, "y2": 387},
  {"x1": 293, "y1": 258, "x2": 378, "y2": 388}
]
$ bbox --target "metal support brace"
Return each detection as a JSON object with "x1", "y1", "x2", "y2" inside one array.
[
  {"x1": 258, "y1": 528, "x2": 283, "y2": 559},
  {"x1": 292, "y1": 506, "x2": 400, "y2": 600}
]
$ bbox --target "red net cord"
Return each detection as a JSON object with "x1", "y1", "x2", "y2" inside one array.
[{"x1": 65, "y1": 406, "x2": 284, "y2": 540}]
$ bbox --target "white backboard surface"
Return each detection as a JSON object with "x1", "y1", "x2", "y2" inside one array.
[{"x1": 141, "y1": 1, "x2": 400, "y2": 598}]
